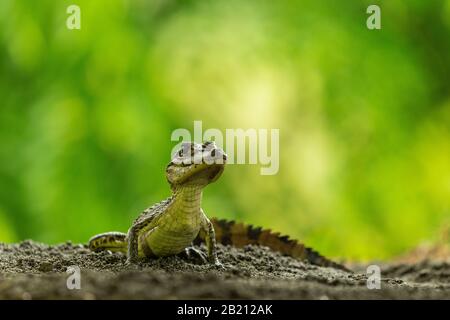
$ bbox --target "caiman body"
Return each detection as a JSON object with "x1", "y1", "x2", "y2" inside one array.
[{"x1": 88, "y1": 141, "x2": 350, "y2": 272}]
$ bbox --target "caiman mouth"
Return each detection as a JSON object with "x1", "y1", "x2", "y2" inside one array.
[{"x1": 184, "y1": 163, "x2": 225, "y2": 184}]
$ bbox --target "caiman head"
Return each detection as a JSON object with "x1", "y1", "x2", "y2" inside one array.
[{"x1": 166, "y1": 141, "x2": 227, "y2": 189}]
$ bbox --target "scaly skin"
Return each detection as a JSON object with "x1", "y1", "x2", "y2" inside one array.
[{"x1": 88, "y1": 141, "x2": 350, "y2": 272}]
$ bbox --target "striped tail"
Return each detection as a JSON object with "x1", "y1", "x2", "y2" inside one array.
[
  {"x1": 88, "y1": 232, "x2": 128, "y2": 253},
  {"x1": 203, "y1": 218, "x2": 351, "y2": 272}
]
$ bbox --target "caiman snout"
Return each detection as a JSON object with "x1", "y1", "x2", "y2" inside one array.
[{"x1": 202, "y1": 141, "x2": 227, "y2": 165}]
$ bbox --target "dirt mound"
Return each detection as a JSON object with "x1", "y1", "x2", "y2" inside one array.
[{"x1": 0, "y1": 241, "x2": 448, "y2": 299}]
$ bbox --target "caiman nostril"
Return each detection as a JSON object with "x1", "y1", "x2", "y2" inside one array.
[
  {"x1": 223, "y1": 154, "x2": 227, "y2": 161},
  {"x1": 211, "y1": 149, "x2": 216, "y2": 157}
]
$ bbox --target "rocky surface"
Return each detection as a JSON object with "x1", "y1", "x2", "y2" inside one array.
[{"x1": 0, "y1": 241, "x2": 448, "y2": 299}]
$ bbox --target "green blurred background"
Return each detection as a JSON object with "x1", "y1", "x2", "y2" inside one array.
[{"x1": 0, "y1": 0, "x2": 449, "y2": 260}]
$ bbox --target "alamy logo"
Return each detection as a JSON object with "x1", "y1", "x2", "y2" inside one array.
[
  {"x1": 366, "y1": 5, "x2": 381, "y2": 30},
  {"x1": 66, "y1": 5, "x2": 81, "y2": 30},
  {"x1": 366, "y1": 265, "x2": 381, "y2": 289},
  {"x1": 171, "y1": 121, "x2": 279, "y2": 175},
  {"x1": 66, "y1": 265, "x2": 81, "y2": 290}
]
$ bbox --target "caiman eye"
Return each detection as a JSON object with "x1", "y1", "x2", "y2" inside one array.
[
  {"x1": 178, "y1": 149, "x2": 183, "y2": 157},
  {"x1": 211, "y1": 149, "x2": 216, "y2": 157}
]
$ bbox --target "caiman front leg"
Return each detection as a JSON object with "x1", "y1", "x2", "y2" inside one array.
[
  {"x1": 200, "y1": 210, "x2": 222, "y2": 267},
  {"x1": 126, "y1": 225, "x2": 140, "y2": 264},
  {"x1": 126, "y1": 215, "x2": 157, "y2": 264}
]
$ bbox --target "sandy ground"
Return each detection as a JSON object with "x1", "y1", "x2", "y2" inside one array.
[{"x1": 0, "y1": 241, "x2": 449, "y2": 299}]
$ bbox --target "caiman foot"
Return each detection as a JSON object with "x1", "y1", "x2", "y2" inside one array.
[
  {"x1": 179, "y1": 246, "x2": 208, "y2": 264},
  {"x1": 125, "y1": 257, "x2": 146, "y2": 269},
  {"x1": 212, "y1": 260, "x2": 224, "y2": 269},
  {"x1": 209, "y1": 256, "x2": 224, "y2": 269}
]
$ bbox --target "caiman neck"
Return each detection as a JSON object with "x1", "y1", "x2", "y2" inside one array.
[{"x1": 170, "y1": 183, "x2": 205, "y2": 215}]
